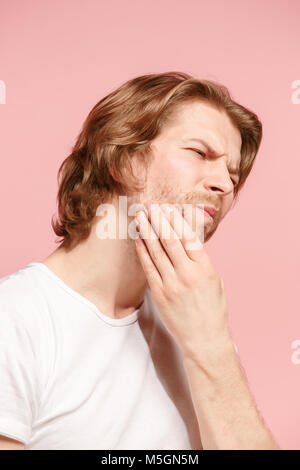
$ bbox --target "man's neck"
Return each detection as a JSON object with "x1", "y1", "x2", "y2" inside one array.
[{"x1": 40, "y1": 218, "x2": 148, "y2": 320}]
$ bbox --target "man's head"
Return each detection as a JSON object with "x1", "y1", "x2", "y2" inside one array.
[
  {"x1": 51, "y1": 71, "x2": 262, "y2": 249},
  {"x1": 129, "y1": 99, "x2": 242, "y2": 243}
]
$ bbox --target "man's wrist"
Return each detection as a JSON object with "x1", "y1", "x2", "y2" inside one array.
[{"x1": 182, "y1": 332, "x2": 238, "y2": 377}]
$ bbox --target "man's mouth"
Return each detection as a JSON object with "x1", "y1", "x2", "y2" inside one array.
[{"x1": 196, "y1": 204, "x2": 218, "y2": 221}]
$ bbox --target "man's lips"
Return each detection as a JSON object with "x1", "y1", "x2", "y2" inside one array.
[{"x1": 196, "y1": 204, "x2": 219, "y2": 220}]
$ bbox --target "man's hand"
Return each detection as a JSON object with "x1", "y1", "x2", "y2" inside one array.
[
  {"x1": 134, "y1": 202, "x2": 279, "y2": 450},
  {"x1": 134, "y1": 201, "x2": 233, "y2": 362}
]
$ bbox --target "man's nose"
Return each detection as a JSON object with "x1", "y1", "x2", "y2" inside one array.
[{"x1": 202, "y1": 163, "x2": 234, "y2": 196}]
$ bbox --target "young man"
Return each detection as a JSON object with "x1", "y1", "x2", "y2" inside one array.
[{"x1": 0, "y1": 72, "x2": 279, "y2": 450}]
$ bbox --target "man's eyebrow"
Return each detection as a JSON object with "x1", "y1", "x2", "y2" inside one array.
[{"x1": 185, "y1": 137, "x2": 240, "y2": 176}]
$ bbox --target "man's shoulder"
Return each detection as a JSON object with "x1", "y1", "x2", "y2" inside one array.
[
  {"x1": 0, "y1": 265, "x2": 36, "y2": 301},
  {"x1": 0, "y1": 265, "x2": 48, "y2": 329}
]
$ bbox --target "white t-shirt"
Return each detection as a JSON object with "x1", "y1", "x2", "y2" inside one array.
[{"x1": 0, "y1": 262, "x2": 202, "y2": 450}]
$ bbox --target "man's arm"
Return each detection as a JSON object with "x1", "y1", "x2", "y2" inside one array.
[
  {"x1": 0, "y1": 435, "x2": 25, "y2": 450},
  {"x1": 182, "y1": 337, "x2": 279, "y2": 450},
  {"x1": 134, "y1": 203, "x2": 280, "y2": 450}
]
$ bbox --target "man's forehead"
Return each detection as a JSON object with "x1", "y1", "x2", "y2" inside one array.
[{"x1": 173, "y1": 102, "x2": 241, "y2": 147}]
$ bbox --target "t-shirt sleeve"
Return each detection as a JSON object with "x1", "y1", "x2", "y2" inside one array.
[{"x1": 0, "y1": 305, "x2": 39, "y2": 445}]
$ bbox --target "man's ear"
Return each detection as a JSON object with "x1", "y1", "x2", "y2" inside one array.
[
  {"x1": 110, "y1": 167, "x2": 121, "y2": 183},
  {"x1": 110, "y1": 158, "x2": 140, "y2": 183}
]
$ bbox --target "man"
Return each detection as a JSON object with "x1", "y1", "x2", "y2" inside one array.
[{"x1": 0, "y1": 72, "x2": 279, "y2": 450}]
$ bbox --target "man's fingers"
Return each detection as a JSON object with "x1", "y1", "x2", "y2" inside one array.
[
  {"x1": 160, "y1": 203, "x2": 204, "y2": 262},
  {"x1": 135, "y1": 209, "x2": 175, "y2": 283},
  {"x1": 145, "y1": 203, "x2": 187, "y2": 270},
  {"x1": 134, "y1": 235, "x2": 163, "y2": 292}
]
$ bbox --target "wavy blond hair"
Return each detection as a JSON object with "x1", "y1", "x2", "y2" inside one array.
[{"x1": 51, "y1": 71, "x2": 262, "y2": 250}]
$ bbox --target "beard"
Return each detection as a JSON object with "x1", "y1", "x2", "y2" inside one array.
[{"x1": 127, "y1": 180, "x2": 219, "y2": 245}]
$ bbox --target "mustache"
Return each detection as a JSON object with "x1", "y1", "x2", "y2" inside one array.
[{"x1": 184, "y1": 197, "x2": 218, "y2": 208}]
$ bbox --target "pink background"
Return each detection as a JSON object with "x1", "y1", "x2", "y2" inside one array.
[{"x1": 1, "y1": 0, "x2": 300, "y2": 449}]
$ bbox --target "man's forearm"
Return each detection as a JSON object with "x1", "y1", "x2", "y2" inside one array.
[{"x1": 182, "y1": 337, "x2": 280, "y2": 450}]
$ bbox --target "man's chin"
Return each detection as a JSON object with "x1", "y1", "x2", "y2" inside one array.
[
  {"x1": 203, "y1": 223, "x2": 218, "y2": 243},
  {"x1": 192, "y1": 219, "x2": 219, "y2": 244}
]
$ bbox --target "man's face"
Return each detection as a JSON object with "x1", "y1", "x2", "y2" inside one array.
[{"x1": 131, "y1": 100, "x2": 242, "y2": 243}]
